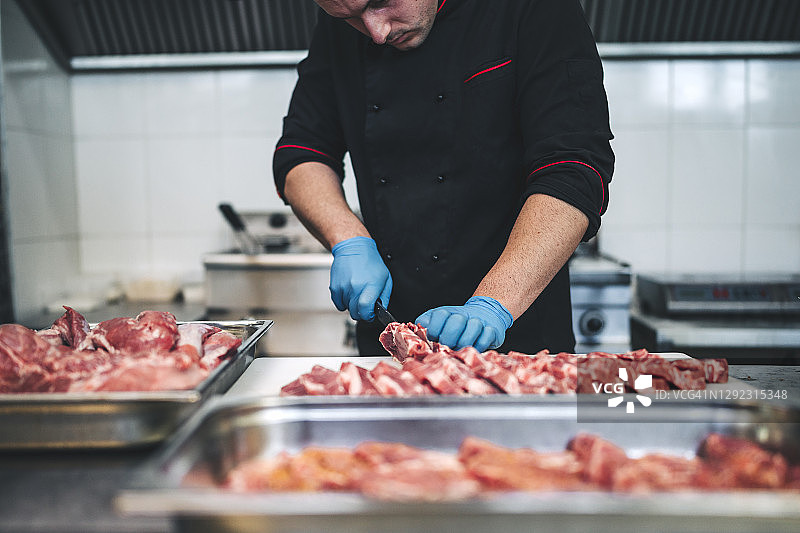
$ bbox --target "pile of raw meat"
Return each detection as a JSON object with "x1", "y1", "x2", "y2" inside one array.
[
  {"x1": 0, "y1": 307, "x2": 242, "y2": 393},
  {"x1": 224, "y1": 432, "x2": 800, "y2": 500},
  {"x1": 280, "y1": 322, "x2": 728, "y2": 396}
]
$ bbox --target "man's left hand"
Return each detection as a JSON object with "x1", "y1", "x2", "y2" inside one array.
[{"x1": 415, "y1": 296, "x2": 513, "y2": 352}]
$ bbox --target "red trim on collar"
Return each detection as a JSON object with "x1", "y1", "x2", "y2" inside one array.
[
  {"x1": 437, "y1": 0, "x2": 448, "y2": 13},
  {"x1": 275, "y1": 144, "x2": 334, "y2": 160},
  {"x1": 527, "y1": 161, "x2": 606, "y2": 214}
]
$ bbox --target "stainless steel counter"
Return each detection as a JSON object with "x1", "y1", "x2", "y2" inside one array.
[
  {"x1": 1, "y1": 362, "x2": 798, "y2": 533},
  {"x1": 0, "y1": 448, "x2": 174, "y2": 533},
  {"x1": 730, "y1": 365, "x2": 800, "y2": 396}
]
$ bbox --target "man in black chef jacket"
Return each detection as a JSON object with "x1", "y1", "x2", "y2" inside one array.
[{"x1": 273, "y1": 0, "x2": 614, "y2": 355}]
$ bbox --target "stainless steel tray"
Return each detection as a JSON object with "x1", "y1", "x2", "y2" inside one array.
[
  {"x1": 117, "y1": 396, "x2": 800, "y2": 533},
  {"x1": 0, "y1": 319, "x2": 272, "y2": 449}
]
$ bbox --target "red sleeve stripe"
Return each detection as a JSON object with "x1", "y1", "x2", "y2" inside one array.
[
  {"x1": 275, "y1": 144, "x2": 334, "y2": 160},
  {"x1": 464, "y1": 59, "x2": 512, "y2": 83},
  {"x1": 527, "y1": 160, "x2": 606, "y2": 214},
  {"x1": 437, "y1": 0, "x2": 448, "y2": 13}
]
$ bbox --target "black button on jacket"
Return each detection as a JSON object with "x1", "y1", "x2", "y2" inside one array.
[{"x1": 274, "y1": 0, "x2": 614, "y2": 355}]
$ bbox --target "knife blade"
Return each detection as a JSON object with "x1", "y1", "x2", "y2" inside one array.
[{"x1": 373, "y1": 300, "x2": 397, "y2": 327}]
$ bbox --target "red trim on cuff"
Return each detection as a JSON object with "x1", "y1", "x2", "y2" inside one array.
[
  {"x1": 275, "y1": 144, "x2": 334, "y2": 160},
  {"x1": 464, "y1": 59, "x2": 512, "y2": 83},
  {"x1": 527, "y1": 160, "x2": 606, "y2": 215}
]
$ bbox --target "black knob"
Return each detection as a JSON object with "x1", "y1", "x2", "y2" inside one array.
[
  {"x1": 268, "y1": 213, "x2": 288, "y2": 229},
  {"x1": 587, "y1": 317, "x2": 603, "y2": 333},
  {"x1": 579, "y1": 309, "x2": 605, "y2": 336}
]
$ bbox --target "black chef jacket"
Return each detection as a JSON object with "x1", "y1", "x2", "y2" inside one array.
[{"x1": 273, "y1": 0, "x2": 614, "y2": 355}]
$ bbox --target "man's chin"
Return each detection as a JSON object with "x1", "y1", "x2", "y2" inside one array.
[{"x1": 389, "y1": 32, "x2": 425, "y2": 51}]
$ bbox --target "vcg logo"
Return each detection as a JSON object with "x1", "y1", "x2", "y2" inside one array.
[{"x1": 592, "y1": 368, "x2": 654, "y2": 414}]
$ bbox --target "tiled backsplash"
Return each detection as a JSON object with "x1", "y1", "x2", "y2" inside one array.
[
  {"x1": 1, "y1": 0, "x2": 82, "y2": 320},
  {"x1": 70, "y1": 67, "x2": 361, "y2": 285},
  {"x1": 2, "y1": 0, "x2": 799, "y2": 319},
  {"x1": 70, "y1": 59, "x2": 800, "y2": 280},
  {"x1": 601, "y1": 59, "x2": 800, "y2": 274}
]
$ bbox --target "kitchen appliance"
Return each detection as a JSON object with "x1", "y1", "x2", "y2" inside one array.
[
  {"x1": 631, "y1": 273, "x2": 800, "y2": 364},
  {"x1": 217, "y1": 209, "x2": 324, "y2": 254},
  {"x1": 568, "y1": 242, "x2": 632, "y2": 353},
  {"x1": 217, "y1": 203, "x2": 261, "y2": 255},
  {"x1": 205, "y1": 211, "x2": 357, "y2": 357}
]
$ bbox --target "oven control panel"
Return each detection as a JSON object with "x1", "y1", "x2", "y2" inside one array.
[{"x1": 637, "y1": 274, "x2": 800, "y2": 316}]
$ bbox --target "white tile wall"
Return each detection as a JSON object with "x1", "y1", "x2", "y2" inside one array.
[
  {"x1": 669, "y1": 229, "x2": 743, "y2": 274},
  {"x1": 72, "y1": 74, "x2": 147, "y2": 137},
  {"x1": 600, "y1": 228, "x2": 670, "y2": 274},
  {"x1": 672, "y1": 61, "x2": 746, "y2": 125},
  {"x1": 151, "y1": 235, "x2": 225, "y2": 282},
  {"x1": 670, "y1": 127, "x2": 745, "y2": 229},
  {"x1": 744, "y1": 127, "x2": 800, "y2": 226},
  {"x1": 603, "y1": 61, "x2": 669, "y2": 126},
  {"x1": 743, "y1": 227, "x2": 800, "y2": 273},
  {"x1": 749, "y1": 60, "x2": 800, "y2": 124},
  {"x1": 12, "y1": 241, "x2": 81, "y2": 316},
  {"x1": 600, "y1": 58, "x2": 800, "y2": 276},
  {"x1": 219, "y1": 69, "x2": 297, "y2": 136},
  {"x1": 5, "y1": 131, "x2": 48, "y2": 240},
  {"x1": 74, "y1": 139, "x2": 148, "y2": 236},
  {"x1": 1, "y1": 0, "x2": 80, "y2": 320},
  {"x1": 40, "y1": 69, "x2": 74, "y2": 136},
  {"x1": 603, "y1": 129, "x2": 671, "y2": 229},
  {"x1": 220, "y1": 136, "x2": 284, "y2": 212},
  {"x1": 80, "y1": 236, "x2": 150, "y2": 276},
  {"x1": 144, "y1": 71, "x2": 219, "y2": 135},
  {"x1": 70, "y1": 68, "x2": 303, "y2": 280},
  {"x1": 147, "y1": 137, "x2": 222, "y2": 234},
  {"x1": 66, "y1": 57, "x2": 800, "y2": 281}
]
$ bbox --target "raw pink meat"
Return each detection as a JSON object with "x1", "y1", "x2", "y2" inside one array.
[
  {"x1": 51, "y1": 306, "x2": 90, "y2": 347},
  {"x1": 279, "y1": 322, "x2": 729, "y2": 397},
  {"x1": 223, "y1": 432, "x2": 799, "y2": 499},
  {"x1": 0, "y1": 309, "x2": 241, "y2": 392},
  {"x1": 378, "y1": 322, "x2": 434, "y2": 361},
  {"x1": 82, "y1": 311, "x2": 179, "y2": 354}
]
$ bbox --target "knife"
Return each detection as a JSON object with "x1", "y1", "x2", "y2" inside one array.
[{"x1": 373, "y1": 300, "x2": 397, "y2": 327}]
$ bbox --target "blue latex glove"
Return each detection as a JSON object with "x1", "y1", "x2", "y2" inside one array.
[
  {"x1": 330, "y1": 236, "x2": 392, "y2": 322},
  {"x1": 416, "y1": 296, "x2": 513, "y2": 352}
]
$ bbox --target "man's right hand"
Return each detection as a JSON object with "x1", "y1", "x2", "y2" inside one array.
[{"x1": 330, "y1": 236, "x2": 392, "y2": 322}]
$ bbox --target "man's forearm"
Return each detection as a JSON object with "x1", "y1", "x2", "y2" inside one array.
[
  {"x1": 474, "y1": 194, "x2": 588, "y2": 320},
  {"x1": 283, "y1": 161, "x2": 370, "y2": 250}
]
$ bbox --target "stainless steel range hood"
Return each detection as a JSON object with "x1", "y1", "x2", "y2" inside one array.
[{"x1": 14, "y1": 0, "x2": 800, "y2": 71}]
